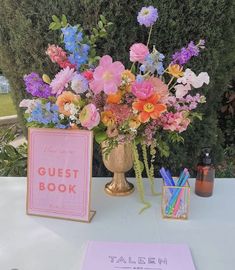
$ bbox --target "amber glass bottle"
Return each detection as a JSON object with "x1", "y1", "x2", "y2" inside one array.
[{"x1": 195, "y1": 148, "x2": 215, "y2": 197}]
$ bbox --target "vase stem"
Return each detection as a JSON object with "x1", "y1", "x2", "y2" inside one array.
[{"x1": 105, "y1": 172, "x2": 134, "y2": 196}]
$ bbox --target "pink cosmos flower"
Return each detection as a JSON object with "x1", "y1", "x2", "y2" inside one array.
[
  {"x1": 130, "y1": 43, "x2": 149, "y2": 63},
  {"x1": 79, "y1": 104, "x2": 100, "y2": 130},
  {"x1": 131, "y1": 80, "x2": 154, "y2": 100},
  {"x1": 89, "y1": 55, "x2": 125, "y2": 95},
  {"x1": 175, "y1": 69, "x2": 210, "y2": 98},
  {"x1": 50, "y1": 67, "x2": 76, "y2": 96},
  {"x1": 161, "y1": 112, "x2": 190, "y2": 133}
]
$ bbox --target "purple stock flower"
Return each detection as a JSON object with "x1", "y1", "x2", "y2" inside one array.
[
  {"x1": 24, "y1": 72, "x2": 53, "y2": 98},
  {"x1": 137, "y1": 6, "x2": 158, "y2": 27},
  {"x1": 172, "y1": 41, "x2": 202, "y2": 66},
  {"x1": 187, "y1": 41, "x2": 200, "y2": 56}
]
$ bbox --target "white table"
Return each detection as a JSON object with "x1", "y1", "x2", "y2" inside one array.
[{"x1": 0, "y1": 177, "x2": 234, "y2": 270}]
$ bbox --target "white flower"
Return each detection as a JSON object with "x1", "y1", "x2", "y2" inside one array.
[
  {"x1": 175, "y1": 69, "x2": 210, "y2": 98},
  {"x1": 71, "y1": 74, "x2": 88, "y2": 94}
]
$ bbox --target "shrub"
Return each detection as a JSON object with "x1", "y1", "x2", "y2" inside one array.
[{"x1": 0, "y1": 0, "x2": 234, "y2": 176}]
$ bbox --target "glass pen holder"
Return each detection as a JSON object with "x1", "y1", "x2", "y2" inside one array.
[{"x1": 161, "y1": 181, "x2": 190, "y2": 220}]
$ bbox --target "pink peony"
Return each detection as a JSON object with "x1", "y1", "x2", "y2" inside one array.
[
  {"x1": 50, "y1": 67, "x2": 76, "y2": 96},
  {"x1": 129, "y1": 43, "x2": 149, "y2": 63},
  {"x1": 89, "y1": 55, "x2": 125, "y2": 95},
  {"x1": 131, "y1": 80, "x2": 154, "y2": 100},
  {"x1": 161, "y1": 112, "x2": 190, "y2": 133},
  {"x1": 79, "y1": 104, "x2": 100, "y2": 130},
  {"x1": 148, "y1": 77, "x2": 169, "y2": 102}
]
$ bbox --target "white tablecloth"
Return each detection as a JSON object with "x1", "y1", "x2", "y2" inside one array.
[{"x1": 0, "y1": 177, "x2": 234, "y2": 270}]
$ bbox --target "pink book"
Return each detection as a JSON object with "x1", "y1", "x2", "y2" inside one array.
[
  {"x1": 81, "y1": 241, "x2": 196, "y2": 270},
  {"x1": 27, "y1": 128, "x2": 95, "y2": 222}
]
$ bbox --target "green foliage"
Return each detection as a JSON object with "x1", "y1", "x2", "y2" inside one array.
[
  {"x1": 0, "y1": 0, "x2": 235, "y2": 176},
  {"x1": 49, "y1": 14, "x2": 68, "y2": 30},
  {"x1": 0, "y1": 126, "x2": 27, "y2": 176}
]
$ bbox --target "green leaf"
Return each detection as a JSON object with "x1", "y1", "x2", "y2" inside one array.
[
  {"x1": 61, "y1": 14, "x2": 67, "y2": 27},
  {"x1": 157, "y1": 141, "x2": 170, "y2": 157},
  {"x1": 90, "y1": 34, "x2": 96, "y2": 43},
  {"x1": 92, "y1": 28, "x2": 99, "y2": 36},
  {"x1": 98, "y1": 21, "x2": 103, "y2": 29},
  {"x1": 131, "y1": 64, "x2": 136, "y2": 73},
  {"x1": 53, "y1": 23, "x2": 62, "y2": 30},
  {"x1": 168, "y1": 132, "x2": 184, "y2": 143},
  {"x1": 89, "y1": 48, "x2": 96, "y2": 58},
  {"x1": 95, "y1": 131, "x2": 108, "y2": 144},
  {"x1": 100, "y1": 15, "x2": 107, "y2": 24},
  {"x1": 99, "y1": 28, "x2": 107, "y2": 38},
  {"x1": 49, "y1": 22, "x2": 57, "y2": 30},
  {"x1": 52, "y1": 15, "x2": 60, "y2": 23}
]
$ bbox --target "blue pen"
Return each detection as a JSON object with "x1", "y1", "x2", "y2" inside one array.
[
  {"x1": 160, "y1": 168, "x2": 172, "y2": 186},
  {"x1": 166, "y1": 172, "x2": 190, "y2": 215},
  {"x1": 160, "y1": 168, "x2": 175, "y2": 195},
  {"x1": 166, "y1": 169, "x2": 175, "y2": 186},
  {"x1": 177, "y1": 168, "x2": 188, "y2": 186}
]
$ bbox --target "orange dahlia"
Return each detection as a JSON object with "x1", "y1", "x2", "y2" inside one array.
[{"x1": 132, "y1": 94, "x2": 167, "y2": 123}]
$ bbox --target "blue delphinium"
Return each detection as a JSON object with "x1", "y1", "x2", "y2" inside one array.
[
  {"x1": 61, "y1": 25, "x2": 90, "y2": 69},
  {"x1": 140, "y1": 49, "x2": 165, "y2": 75},
  {"x1": 27, "y1": 101, "x2": 66, "y2": 128}
]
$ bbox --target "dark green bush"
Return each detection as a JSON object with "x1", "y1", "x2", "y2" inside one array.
[{"x1": 0, "y1": 0, "x2": 234, "y2": 176}]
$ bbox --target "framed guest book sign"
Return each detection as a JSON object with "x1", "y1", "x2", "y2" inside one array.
[
  {"x1": 27, "y1": 128, "x2": 95, "y2": 222},
  {"x1": 81, "y1": 241, "x2": 196, "y2": 270}
]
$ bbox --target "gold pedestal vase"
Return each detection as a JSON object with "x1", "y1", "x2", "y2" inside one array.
[{"x1": 101, "y1": 142, "x2": 134, "y2": 196}]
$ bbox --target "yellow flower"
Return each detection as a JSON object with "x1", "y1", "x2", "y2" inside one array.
[
  {"x1": 167, "y1": 64, "x2": 184, "y2": 78},
  {"x1": 121, "y1": 70, "x2": 135, "y2": 92},
  {"x1": 129, "y1": 116, "x2": 141, "y2": 129},
  {"x1": 101, "y1": 110, "x2": 116, "y2": 127}
]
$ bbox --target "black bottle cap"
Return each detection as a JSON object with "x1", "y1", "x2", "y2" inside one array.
[{"x1": 200, "y1": 147, "x2": 212, "y2": 165}]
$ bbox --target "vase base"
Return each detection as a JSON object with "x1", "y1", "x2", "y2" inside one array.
[{"x1": 104, "y1": 181, "x2": 135, "y2": 196}]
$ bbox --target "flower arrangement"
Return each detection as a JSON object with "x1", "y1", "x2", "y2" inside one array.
[{"x1": 20, "y1": 6, "x2": 209, "y2": 211}]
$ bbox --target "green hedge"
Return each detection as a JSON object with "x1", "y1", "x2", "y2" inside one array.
[{"x1": 0, "y1": 0, "x2": 234, "y2": 176}]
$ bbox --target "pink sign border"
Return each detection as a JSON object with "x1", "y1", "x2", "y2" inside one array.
[{"x1": 26, "y1": 128, "x2": 95, "y2": 223}]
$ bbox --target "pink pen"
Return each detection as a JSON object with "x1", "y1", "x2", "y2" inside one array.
[{"x1": 173, "y1": 188, "x2": 184, "y2": 217}]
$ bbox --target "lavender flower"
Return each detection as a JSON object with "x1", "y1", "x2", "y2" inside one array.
[
  {"x1": 137, "y1": 6, "x2": 158, "y2": 27},
  {"x1": 172, "y1": 41, "x2": 202, "y2": 66},
  {"x1": 24, "y1": 72, "x2": 53, "y2": 98}
]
